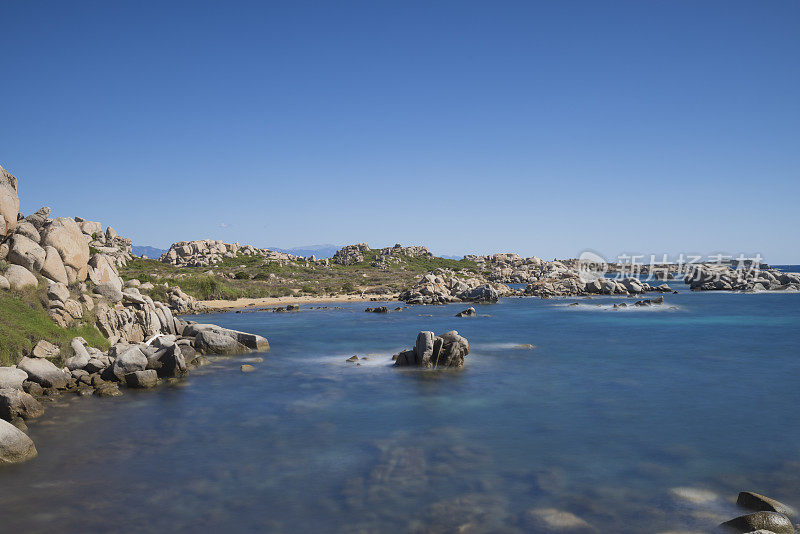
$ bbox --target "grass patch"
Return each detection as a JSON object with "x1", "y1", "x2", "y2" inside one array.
[{"x1": 0, "y1": 287, "x2": 108, "y2": 366}]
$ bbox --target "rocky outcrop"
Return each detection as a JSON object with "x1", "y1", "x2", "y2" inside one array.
[
  {"x1": 41, "y1": 217, "x2": 90, "y2": 283},
  {"x1": 0, "y1": 418, "x2": 37, "y2": 465},
  {"x1": 332, "y1": 243, "x2": 433, "y2": 268},
  {"x1": 332, "y1": 243, "x2": 370, "y2": 265},
  {"x1": 0, "y1": 165, "x2": 19, "y2": 238},
  {"x1": 160, "y1": 239, "x2": 304, "y2": 267},
  {"x1": 399, "y1": 270, "x2": 509, "y2": 305},
  {"x1": 394, "y1": 330, "x2": 470, "y2": 368},
  {"x1": 3, "y1": 264, "x2": 38, "y2": 290},
  {"x1": 685, "y1": 264, "x2": 800, "y2": 292},
  {"x1": 737, "y1": 491, "x2": 796, "y2": 519}
]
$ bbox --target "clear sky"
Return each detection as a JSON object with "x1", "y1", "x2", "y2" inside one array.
[{"x1": 2, "y1": 1, "x2": 798, "y2": 262}]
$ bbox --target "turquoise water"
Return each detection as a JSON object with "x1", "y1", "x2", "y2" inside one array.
[{"x1": 1, "y1": 289, "x2": 799, "y2": 533}]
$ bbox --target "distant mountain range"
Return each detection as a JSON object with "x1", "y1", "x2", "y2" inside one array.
[{"x1": 132, "y1": 246, "x2": 167, "y2": 258}]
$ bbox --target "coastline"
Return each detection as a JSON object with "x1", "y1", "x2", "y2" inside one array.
[{"x1": 199, "y1": 293, "x2": 401, "y2": 311}]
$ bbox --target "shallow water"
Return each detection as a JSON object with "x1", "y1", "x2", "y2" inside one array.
[{"x1": 1, "y1": 289, "x2": 799, "y2": 533}]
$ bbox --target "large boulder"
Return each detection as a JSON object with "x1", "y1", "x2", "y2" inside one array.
[
  {"x1": 24, "y1": 206, "x2": 51, "y2": 231},
  {"x1": 0, "y1": 275, "x2": 8, "y2": 290},
  {"x1": 40, "y1": 245, "x2": 69, "y2": 284},
  {"x1": 737, "y1": 491, "x2": 796, "y2": 519},
  {"x1": 0, "y1": 367, "x2": 28, "y2": 390},
  {"x1": 3, "y1": 264, "x2": 38, "y2": 290},
  {"x1": 30, "y1": 340, "x2": 60, "y2": 359},
  {"x1": 124, "y1": 369, "x2": 158, "y2": 388},
  {"x1": 185, "y1": 324, "x2": 269, "y2": 354},
  {"x1": 0, "y1": 165, "x2": 19, "y2": 237},
  {"x1": 111, "y1": 347, "x2": 148, "y2": 381},
  {"x1": 8, "y1": 234, "x2": 47, "y2": 273},
  {"x1": 14, "y1": 220, "x2": 40, "y2": 243},
  {"x1": 395, "y1": 330, "x2": 470, "y2": 369},
  {"x1": 64, "y1": 338, "x2": 91, "y2": 371},
  {"x1": 93, "y1": 281, "x2": 123, "y2": 303},
  {"x1": 17, "y1": 357, "x2": 67, "y2": 389},
  {"x1": 0, "y1": 418, "x2": 37, "y2": 464},
  {"x1": 41, "y1": 217, "x2": 90, "y2": 283},
  {"x1": 0, "y1": 388, "x2": 44, "y2": 421},
  {"x1": 459, "y1": 284, "x2": 499, "y2": 303},
  {"x1": 195, "y1": 330, "x2": 249, "y2": 355},
  {"x1": 87, "y1": 253, "x2": 122, "y2": 290},
  {"x1": 719, "y1": 511, "x2": 795, "y2": 533}
]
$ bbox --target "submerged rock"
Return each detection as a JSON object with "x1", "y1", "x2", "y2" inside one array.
[{"x1": 0, "y1": 418, "x2": 37, "y2": 465}]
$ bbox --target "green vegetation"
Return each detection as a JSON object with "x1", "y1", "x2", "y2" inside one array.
[
  {"x1": 0, "y1": 286, "x2": 108, "y2": 366},
  {"x1": 118, "y1": 250, "x2": 478, "y2": 302}
]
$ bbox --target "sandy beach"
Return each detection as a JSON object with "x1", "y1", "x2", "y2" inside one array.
[{"x1": 199, "y1": 293, "x2": 400, "y2": 311}]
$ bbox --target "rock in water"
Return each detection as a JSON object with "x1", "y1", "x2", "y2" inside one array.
[
  {"x1": 111, "y1": 347, "x2": 148, "y2": 381},
  {"x1": 0, "y1": 389, "x2": 44, "y2": 421},
  {"x1": 0, "y1": 418, "x2": 37, "y2": 465},
  {"x1": 125, "y1": 370, "x2": 158, "y2": 389},
  {"x1": 455, "y1": 307, "x2": 476, "y2": 317},
  {"x1": 719, "y1": 511, "x2": 795, "y2": 534},
  {"x1": 737, "y1": 491, "x2": 797, "y2": 519},
  {"x1": 0, "y1": 367, "x2": 28, "y2": 390},
  {"x1": 17, "y1": 357, "x2": 67, "y2": 389},
  {"x1": 394, "y1": 330, "x2": 470, "y2": 369}
]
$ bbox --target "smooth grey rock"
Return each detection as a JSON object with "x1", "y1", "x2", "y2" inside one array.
[
  {"x1": 64, "y1": 338, "x2": 91, "y2": 371},
  {"x1": 0, "y1": 275, "x2": 8, "y2": 290},
  {"x1": 46, "y1": 281, "x2": 70, "y2": 303},
  {"x1": 0, "y1": 388, "x2": 44, "y2": 421},
  {"x1": 111, "y1": 347, "x2": 148, "y2": 381},
  {"x1": 14, "y1": 220, "x2": 40, "y2": 243},
  {"x1": 0, "y1": 418, "x2": 37, "y2": 465},
  {"x1": 415, "y1": 331, "x2": 436, "y2": 367},
  {"x1": 93, "y1": 281, "x2": 123, "y2": 303},
  {"x1": 195, "y1": 330, "x2": 249, "y2": 355},
  {"x1": 8, "y1": 234, "x2": 46, "y2": 273},
  {"x1": 456, "y1": 307, "x2": 477, "y2": 317},
  {"x1": 719, "y1": 511, "x2": 795, "y2": 534},
  {"x1": 737, "y1": 492, "x2": 797, "y2": 519},
  {"x1": 124, "y1": 369, "x2": 158, "y2": 388},
  {"x1": 17, "y1": 357, "x2": 67, "y2": 389},
  {"x1": 3, "y1": 264, "x2": 38, "y2": 290},
  {"x1": 0, "y1": 367, "x2": 28, "y2": 390}
]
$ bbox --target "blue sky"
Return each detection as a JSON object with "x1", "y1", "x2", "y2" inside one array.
[{"x1": 2, "y1": 1, "x2": 798, "y2": 262}]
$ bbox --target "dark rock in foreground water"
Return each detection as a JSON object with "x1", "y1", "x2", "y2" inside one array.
[
  {"x1": 394, "y1": 330, "x2": 469, "y2": 369},
  {"x1": 0, "y1": 418, "x2": 37, "y2": 465},
  {"x1": 737, "y1": 491, "x2": 797, "y2": 519},
  {"x1": 455, "y1": 307, "x2": 476, "y2": 317},
  {"x1": 719, "y1": 511, "x2": 795, "y2": 533}
]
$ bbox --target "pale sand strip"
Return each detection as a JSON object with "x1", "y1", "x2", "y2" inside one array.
[{"x1": 199, "y1": 293, "x2": 400, "y2": 310}]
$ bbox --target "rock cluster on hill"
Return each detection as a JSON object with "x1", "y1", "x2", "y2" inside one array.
[
  {"x1": 398, "y1": 269, "x2": 509, "y2": 305},
  {"x1": 331, "y1": 242, "x2": 433, "y2": 267},
  {"x1": 394, "y1": 330, "x2": 470, "y2": 368},
  {"x1": 160, "y1": 239, "x2": 307, "y2": 267}
]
